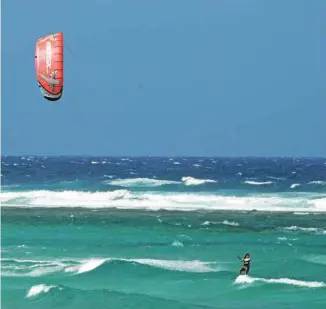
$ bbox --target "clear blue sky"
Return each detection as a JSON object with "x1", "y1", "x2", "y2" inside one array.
[{"x1": 2, "y1": 0, "x2": 326, "y2": 156}]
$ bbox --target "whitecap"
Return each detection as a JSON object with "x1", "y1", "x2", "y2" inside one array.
[
  {"x1": 245, "y1": 181, "x2": 273, "y2": 186},
  {"x1": 182, "y1": 176, "x2": 216, "y2": 186},
  {"x1": 222, "y1": 220, "x2": 239, "y2": 227},
  {"x1": 64, "y1": 258, "x2": 107, "y2": 274},
  {"x1": 309, "y1": 181, "x2": 326, "y2": 186},
  {"x1": 172, "y1": 241, "x2": 184, "y2": 247},
  {"x1": 1, "y1": 190, "x2": 326, "y2": 212},
  {"x1": 26, "y1": 284, "x2": 56, "y2": 298},
  {"x1": 106, "y1": 178, "x2": 179, "y2": 188}
]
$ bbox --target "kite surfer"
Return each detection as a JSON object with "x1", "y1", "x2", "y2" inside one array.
[{"x1": 238, "y1": 253, "x2": 250, "y2": 275}]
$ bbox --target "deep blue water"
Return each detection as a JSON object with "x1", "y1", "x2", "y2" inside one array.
[{"x1": 1, "y1": 156, "x2": 326, "y2": 211}]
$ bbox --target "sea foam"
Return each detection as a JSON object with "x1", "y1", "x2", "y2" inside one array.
[
  {"x1": 1, "y1": 190, "x2": 326, "y2": 212},
  {"x1": 235, "y1": 275, "x2": 325, "y2": 288},
  {"x1": 26, "y1": 284, "x2": 56, "y2": 298}
]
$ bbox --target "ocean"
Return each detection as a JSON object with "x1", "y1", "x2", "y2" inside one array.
[{"x1": 1, "y1": 156, "x2": 326, "y2": 309}]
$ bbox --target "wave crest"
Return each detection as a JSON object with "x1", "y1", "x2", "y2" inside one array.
[
  {"x1": 1, "y1": 190, "x2": 326, "y2": 212},
  {"x1": 2, "y1": 257, "x2": 220, "y2": 277},
  {"x1": 181, "y1": 177, "x2": 216, "y2": 186},
  {"x1": 106, "y1": 178, "x2": 179, "y2": 188},
  {"x1": 26, "y1": 284, "x2": 57, "y2": 298},
  {"x1": 245, "y1": 181, "x2": 273, "y2": 186}
]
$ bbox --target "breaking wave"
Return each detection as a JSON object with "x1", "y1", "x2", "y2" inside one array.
[
  {"x1": 2, "y1": 257, "x2": 221, "y2": 278},
  {"x1": 1, "y1": 190, "x2": 326, "y2": 212},
  {"x1": 244, "y1": 181, "x2": 273, "y2": 186},
  {"x1": 26, "y1": 284, "x2": 57, "y2": 298},
  {"x1": 106, "y1": 178, "x2": 179, "y2": 188},
  {"x1": 181, "y1": 177, "x2": 216, "y2": 186},
  {"x1": 103, "y1": 177, "x2": 217, "y2": 188},
  {"x1": 308, "y1": 181, "x2": 326, "y2": 186},
  {"x1": 222, "y1": 220, "x2": 239, "y2": 227},
  {"x1": 280, "y1": 226, "x2": 326, "y2": 235}
]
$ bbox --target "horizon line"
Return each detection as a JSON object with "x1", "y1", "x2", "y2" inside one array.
[{"x1": 1, "y1": 154, "x2": 326, "y2": 159}]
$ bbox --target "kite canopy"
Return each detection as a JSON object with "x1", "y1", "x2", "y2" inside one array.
[{"x1": 35, "y1": 32, "x2": 64, "y2": 101}]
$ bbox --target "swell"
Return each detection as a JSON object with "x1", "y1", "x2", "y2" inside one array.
[
  {"x1": 2, "y1": 207, "x2": 326, "y2": 237},
  {"x1": 3, "y1": 256, "x2": 326, "y2": 282},
  {"x1": 5, "y1": 269, "x2": 325, "y2": 309},
  {"x1": 1, "y1": 257, "x2": 224, "y2": 279},
  {"x1": 19, "y1": 284, "x2": 215, "y2": 309},
  {"x1": 3, "y1": 176, "x2": 326, "y2": 193}
]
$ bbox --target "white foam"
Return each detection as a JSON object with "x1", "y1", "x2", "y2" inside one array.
[
  {"x1": 1, "y1": 258, "x2": 67, "y2": 277},
  {"x1": 1, "y1": 190, "x2": 326, "y2": 212},
  {"x1": 64, "y1": 257, "x2": 219, "y2": 274},
  {"x1": 291, "y1": 183, "x2": 300, "y2": 189},
  {"x1": 234, "y1": 275, "x2": 325, "y2": 288},
  {"x1": 64, "y1": 258, "x2": 107, "y2": 274},
  {"x1": 172, "y1": 241, "x2": 184, "y2": 247},
  {"x1": 222, "y1": 220, "x2": 239, "y2": 227},
  {"x1": 181, "y1": 176, "x2": 216, "y2": 186},
  {"x1": 309, "y1": 181, "x2": 326, "y2": 186},
  {"x1": 266, "y1": 176, "x2": 285, "y2": 180},
  {"x1": 28, "y1": 265, "x2": 65, "y2": 277},
  {"x1": 245, "y1": 181, "x2": 273, "y2": 186},
  {"x1": 26, "y1": 284, "x2": 56, "y2": 298},
  {"x1": 106, "y1": 178, "x2": 179, "y2": 188},
  {"x1": 71, "y1": 257, "x2": 221, "y2": 274},
  {"x1": 130, "y1": 259, "x2": 217, "y2": 273},
  {"x1": 7, "y1": 257, "x2": 221, "y2": 276},
  {"x1": 0, "y1": 190, "x2": 132, "y2": 207},
  {"x1": 282, "y1": 226, "x2": 326, "y2": 234},
  {"x1": 1, "y1": 258, "x2": 55, "y2": 263},
  {"x1": 1, "y1": 257, "x2": 105, "y2": 277},
  {"x1": 284, "y1": 226, "x2": 319, "y2": 231}
]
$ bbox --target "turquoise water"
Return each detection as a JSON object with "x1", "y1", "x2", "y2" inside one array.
[
  {"x1": 2, "y1": 208, "x2": 326, "y2": 309},
  {"x1": 1, "y1": 157, "x2": 326, "y2": 308}
]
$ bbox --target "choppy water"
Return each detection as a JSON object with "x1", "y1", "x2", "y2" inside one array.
[{"x1": 1, "y1": 156, "x2": 326, "y2": 308}]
